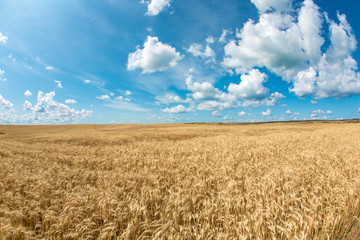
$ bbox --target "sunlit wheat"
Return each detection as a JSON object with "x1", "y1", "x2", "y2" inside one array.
[{"x1": 0, "y1": 122, "x2": 359, "y2": 239}]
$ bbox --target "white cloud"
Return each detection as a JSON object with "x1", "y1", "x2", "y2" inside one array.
[
  {"x1": 115, "y1": 95, "x2": 130, "y2": 102},
  {"x1": 223, "y1": 114, "x2": 233, "y2": 121},
  {"x1": 197, "y1": 100, "x2": 234, "y2": 111},
  {"x1": 54, "y1": 80, "x2": 62, "y2": 88},
  {"x1": 206, "y1": 36, "x2": 215, "y2": 44},
  {"x1": 180, "y1": 74, "x2": 284, "y2": 112},
  {"x1": 65, "y1": 99, "x2": 77, "y2": 104},
  {"x1": 286, "y1": 110, "x2": 300, "y2": 116},
  {"x1": 23, "y1": 100, "x2": 32, "y2": 110},
  {"x1": 212, "y1": 110, "x2": 222, "y2": 117},
  {"x1": 219, "y1": 29, "x2": 231, "y2": 43},
  {"x1": 187, "y1": 43, "x2": 216, "y2": 63},
  {"x1": 290, "y1": 67, "x2": 316, "y2": 98},
  {"x1": 250, "y1": 0, "x2": 292, "y2": 13},
  {"x1": 115, "y1": 96, "x2": 124, "y2": 101},
  {"x1": 0, "y1": 32, "x2": 7, "y2": 43},
  {"x1": 84, "y1": 79, "x2": 91, "y2": 84},
  {"x1": 240, "y1": 92, "x2": 284, "y2": 107},
  {"x1": 128, "y1": 36, "x2": 182, "y2": 73},
  {"x1": 162, "y1": 104, "x2": 193, "y2": 114},
  {"x1": 311, "y1": 100, "x2": 317, "y2": 104},
  {"x1": 326, "y1": 110, "x2": 332, "y2": 115},
  {"x1": 125, "y1": 90, "x2": 132, "y2": 95},
  {"x1": 24, "y1": 90, "x2": 32, "y2": 97},
  {"x1": 186, "y1": 76, "x2": 234, "y2": 102},
  {"x1": 312, "y1": 109, "x2": 324, "y2": 115},
  {"x1": 228, "y1": 69, "x2": 269, "y2": 100},
  {"x1": 1, "y1": 91, "x2": 92, "y2": 124},
  {"x1": 225, "y1": 0, "x2": 325, "y2": 78},
  {"x1": 0, "y1": 94, "x2": 13, "y2": 109},
  {"x1": 262, "y1": 108, "x2": 271, "y2": 116},
  {"x1": 311, "y1": 109, "x2": 325, "y2": 118},
  {"x1": 155, "y1": 93, "x2": 193, "y2": 105},
  {"x1": 145, "y1": 0, "x2": 171, "y2": 16},
  {"x1": 109, "y1": 92, "x2": 114, "y2": 97},
  {"x1": 238, "y1": 111, "x2": 246, "y2": 117},
  {"x1": 45, "y1": 66, "x2": 54, "y2": 70},
  {"x1": 96, "y1": 95, "x2": 110, "y2": 100},
  {"x1": 223, "y1": 0, "x2": 360, "y2": 99},
  {"x1": 223, "y1": 11, "x2": 310, "y2": 77}
]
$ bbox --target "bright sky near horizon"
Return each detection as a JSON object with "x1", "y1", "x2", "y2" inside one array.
[{"x1": 0, "y1": 0, "x2": 360, "y2": 124}]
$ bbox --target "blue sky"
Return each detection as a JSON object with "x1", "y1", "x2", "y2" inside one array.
[{"x1": 0, "y1": 0, "x2": 360, "y2": 124}]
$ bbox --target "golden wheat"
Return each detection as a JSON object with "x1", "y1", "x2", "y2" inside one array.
[{"x1": 0, "y1": 122, "x2": 359, "y2": 239}]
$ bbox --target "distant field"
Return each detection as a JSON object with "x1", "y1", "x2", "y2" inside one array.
[{"x1": 0, "y1": 122, "x2": 359, "y2": 239}]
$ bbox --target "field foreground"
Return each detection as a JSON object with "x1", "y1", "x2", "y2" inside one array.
[{"x1": 0, "y1": 122, "x2": 360, "y2": 239}]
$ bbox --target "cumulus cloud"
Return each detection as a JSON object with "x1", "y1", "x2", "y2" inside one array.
[
  {"x1": 212, "y1": 110, "x2": 222, "y2": 117},
  {"x1": 45, "y1": 66, "x2": 54, "y2": 70},
  {"x1": 175, "y1": 74, "x2": 285, "y2": 112},
  {"x1": 0, "y1": 94, "x2": 13, "y2": 109},
  {"x1": 206, "y1": 36, "x2": 215, "y2": 44},
  {"x1": 326, "y1": 110, "x2": 332, "y2": 115},
  {"x1": 65, "y1": 99, "x2": 77, "y2": 104},
  {"x1": 197, "y1": 100, "x2": 234, "y2": 111},
  {"x1": 238, "y1": 111, "x2": 246, "y2": 117},
  {"x1": 125, "y1": 90, "x2": 132, "y2": 95},
  {"x1": 228, "y1": 69, "x2": 269, "y2": 100},
  {"x1": 32, "y1": 91, "x2": 92, "y2": 122},
  {"x1": 223, "y1": 0, "x2": 360, "y2": 99},
  {"x1": 262, "y1": 109, "x2": 271, "y2": 116},
  {"x1": 310, "y1": 109, "x2": 325, "y2": 118},
  {"x1": 286, "y1": 110, "x2": 300, "y2": 116},
  {"x1": 144, "y1": 0, "x2": 171, "y2": 16},
  {"x1": 54, "y1": 80, "x2": 62, "y2": 88},
  {"x1": 84, "y1": 79, "x2": 91, "y2": 84},
  {"x1": 186, "y1": 76, "x2": 234, "y2": 102},
  {"x1": 1, "y1": 91, "x2": 92, "y2": 124},
  {"x1": 96, "y1": 95, "x2": 110, "y2": 100},
  {"x1": 24, "y1": 90, "x2": 32, "y2": 97},
  {"x1": 162, "y1": 104, "x2": 193, "y2": 114},
  {"x1": 312, "y1": 109, "x2": 324, "y2": 115},
  {"x1": 0, "y1": 32, "x2": 7, "y2": 43},
  {"x1": 250, "y1": 0, "x2": 292, "y2": 13},
  {"x1": 128, "y1": 36, "x2": 182, "y2": 73},
  {"x1": 311, "y1": 100, "x2": 317, "y2": 104},
  {"x1": 187, "y1": 43, "x2": 216, "y2": 63},
  {"x1": 23, "y1": 100, "x2": 32, "y2": 110}
]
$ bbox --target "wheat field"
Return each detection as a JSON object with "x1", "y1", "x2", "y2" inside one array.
[{"x1": 0, "y1": 121, "x2": 359, "y2": 239}]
